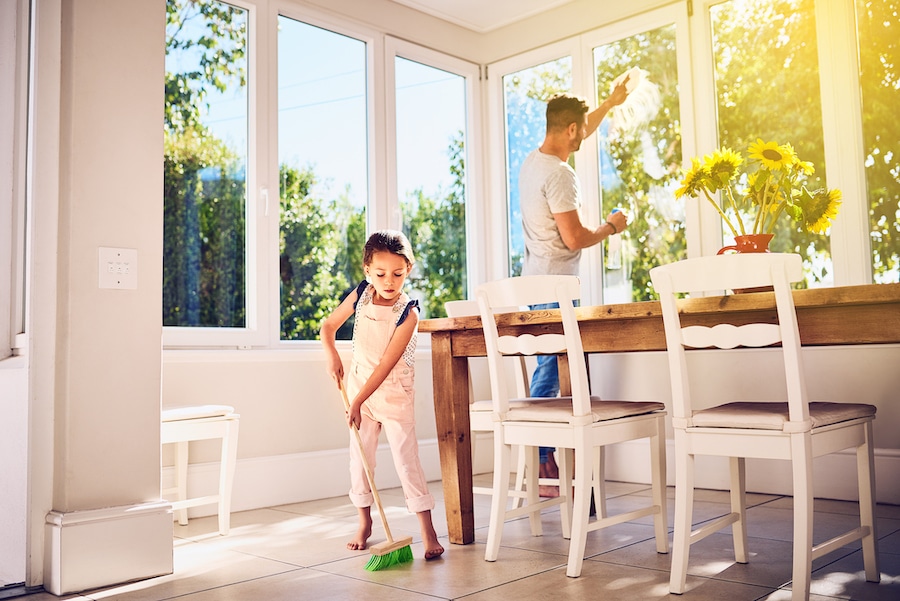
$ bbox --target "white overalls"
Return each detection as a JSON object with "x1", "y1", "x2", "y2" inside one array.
[{"x1": 346, "y1": 283, "x2": 435, "y2": 514}]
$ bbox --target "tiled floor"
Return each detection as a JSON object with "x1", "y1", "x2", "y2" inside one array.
[{"x1": 13, "y1": 476, "x2": 900, "y2": 600}]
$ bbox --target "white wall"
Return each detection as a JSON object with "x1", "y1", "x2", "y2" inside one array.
[
  {"x1": 162, "y1": 341, "x2": 900, "y2": 518},
  {"x1": 0, "y1": 358, "x2": 27, "y2": 586}
]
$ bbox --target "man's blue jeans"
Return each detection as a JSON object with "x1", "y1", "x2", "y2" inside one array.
[{"x1": 529, "y1": 302, "x2": 560, "y2": 465}]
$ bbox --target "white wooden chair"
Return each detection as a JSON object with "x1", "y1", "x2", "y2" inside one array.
[
  {"x1": 650, "y1": 253, "x2": 880, "y2": 599},
  {"x1": 161, "y1": 404, "x2": 240, "y2": 536},
  {"x1": 476, "y1": 275, "x2": 668, "y2": 577}
]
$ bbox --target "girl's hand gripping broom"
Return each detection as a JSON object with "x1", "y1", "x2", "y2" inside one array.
[{"x1": 338, "y1": 379, "x2": 414, "y2": 571}]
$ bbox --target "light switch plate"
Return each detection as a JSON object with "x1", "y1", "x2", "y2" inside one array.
[{"x1": 98, "y1": 247, "x2": 138, "y2": 289}]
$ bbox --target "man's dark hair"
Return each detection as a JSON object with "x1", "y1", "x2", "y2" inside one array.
[{"x1": 546, "y1": 94, "x2": 589, "y2": 133}]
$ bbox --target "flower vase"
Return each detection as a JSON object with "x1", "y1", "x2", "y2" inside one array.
[
  {"x1": 716, "y1": 233, "x2": 774, "y2": 255},
  {"x1": 717, "y1": 233, "x2": 775, "y2": 293}
]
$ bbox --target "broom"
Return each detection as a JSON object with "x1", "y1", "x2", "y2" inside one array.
[{"x1": 338, "y1": 379, "x2": 414, "y2": 571}]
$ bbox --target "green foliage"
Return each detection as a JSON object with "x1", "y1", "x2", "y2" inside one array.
[
  {"x1": 402, "y1": 132, "x2": 468, "y2": 318},
  {"x1": 163, "y1": 127, "x2": 246, "y2": 327},
  {"x1": 279, "y1": 165, "x2": 366, "y2": 341},
  {"x1": 165, "y1": 0, "x2": 246, "y2": 133}
]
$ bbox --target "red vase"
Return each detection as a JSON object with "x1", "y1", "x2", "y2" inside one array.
[
  {"x1": 717, "y1": 233, "x2": 774, "y2": 255},
  {"x1": 717, "y1": 233, "x2": 776, "y2": 293}
]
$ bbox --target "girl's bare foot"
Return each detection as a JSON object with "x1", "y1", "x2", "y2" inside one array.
[
  {"x1": 347, "y1": 507, "x2": 373, "y2": 551},
  {"x1": 417, "y1": 510, "x2": 445, "y2": 560}
]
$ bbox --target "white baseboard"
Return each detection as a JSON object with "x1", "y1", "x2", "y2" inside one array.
[
  {"x1": 44, "y1": 502, "x2": 173, "y2": 595},
  {"x1": 162, "y1": 439, "x2": 445, "y2": 517},
  {"x1": 165, "y1": 437, "x2": 899, "y2": 521}
]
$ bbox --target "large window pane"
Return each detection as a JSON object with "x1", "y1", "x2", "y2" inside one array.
[
  {"x1": 278, "y1": 18, "x2": 367, "y2": 340},
  {"x1": 395, "y1": 57, "x2": 467, "y2": 318},
  {"x1": 710, "y1": 0, "x2": 832, "y2": 286},
  {"x1": 164, "y1": 0, "x2": 248, "y2": 327},
  {"x1": 503, "y1": 58, "x2": 572, "y2": 276},
  {"x1": 856, "y1": 0, "x2": 900, "y2": 283},
  {"x1": 594, "y1": 23, "x2": 684, "y2": 302}
]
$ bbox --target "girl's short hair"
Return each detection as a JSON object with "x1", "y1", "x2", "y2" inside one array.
[{"x1": 363, "y1": 230, "x2": 415, "y2": 267}]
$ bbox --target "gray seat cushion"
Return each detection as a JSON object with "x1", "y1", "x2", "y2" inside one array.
[{"x1": 690, "y1": 401, "x2": 876, "y2": 430}]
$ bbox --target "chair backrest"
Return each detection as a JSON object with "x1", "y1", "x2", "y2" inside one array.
[
  {"x1": 649, "y1": 253, "x2": 808, "y2": 425},
  {"x1": 474, "y1": 275, "x2": 590, "y2": 418},
  {"x1": 444, "y1": 299, "x2": 530, "y2": 398}
]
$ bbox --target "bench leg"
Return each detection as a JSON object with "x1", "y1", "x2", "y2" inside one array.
[
  {"x1": 217, "y1": 419, "x2": 240, "y2": 535},
  {"x1": 174, "y1": 440, "x2": 189, "y2": 526}
]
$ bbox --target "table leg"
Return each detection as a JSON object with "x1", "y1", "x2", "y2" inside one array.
[{"x1": 430, "y1": 332, "x2": 475, "y2": 544}]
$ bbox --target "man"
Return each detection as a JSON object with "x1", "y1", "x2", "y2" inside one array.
[{"x1": 518, "y1": 84, "x2": 630, "y2": 496}]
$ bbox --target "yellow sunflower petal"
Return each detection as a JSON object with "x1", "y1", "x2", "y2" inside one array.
[
  {"x1": 748, "y1": 139, "x2": 791, "y2": 170},
  {"x1": 803, "y1": 188, "x2": 842, "y2": 234}
]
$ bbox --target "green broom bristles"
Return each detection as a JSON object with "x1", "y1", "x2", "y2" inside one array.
[{"x1": 364, "y1": 543, "x2": 413, "y2": 571}]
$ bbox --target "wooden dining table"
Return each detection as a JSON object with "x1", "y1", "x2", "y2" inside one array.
[{"x1": 418, "y1": 282, "x2": 900, "y2": 545}]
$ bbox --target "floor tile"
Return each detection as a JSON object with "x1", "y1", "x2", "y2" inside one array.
[{"x1": 10, "y1": 481, "x2": 899, "y2": 601}]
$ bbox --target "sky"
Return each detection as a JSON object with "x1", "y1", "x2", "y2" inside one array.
[{"x1": 172, "y1": 12, "x2": 466, "y2": 210}]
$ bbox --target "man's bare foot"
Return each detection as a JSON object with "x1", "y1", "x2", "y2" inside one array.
[
  {"x1": 539, "y1": 484, "x2": 560, "y2": 498},
  {"x1": 539, "y1": 452, "x2": 559, "y2": 498},
  {"x1": 417, "y1": 510, "x2": 445, "y2": 560},
  {"x1": 347, "y1": 507, "x2": 373, "y2": 551}
]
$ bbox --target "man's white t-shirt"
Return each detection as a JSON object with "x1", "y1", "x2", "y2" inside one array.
[{"x1": 518, "y1": 148, "x2": 581, "y2": 276}]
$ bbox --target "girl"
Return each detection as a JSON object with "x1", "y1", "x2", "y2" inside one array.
[{"x1": 321, "y1": 230, "x2": 444, "y2": 561}]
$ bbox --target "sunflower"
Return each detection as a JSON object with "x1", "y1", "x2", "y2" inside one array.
[
  {"x1": 704, "y1": 147, "x2": 742, "y2": 189},
  {"x1": 800, "y1": 188, "x2": 842, "y2": 234},
  {"x1": 748, "y1": 138, "x2": 792, "y2": 171},
  {"x1": 795, "y1": 159, "x2": 815, "y2": 176},
  {"x1": 677, "y1": 138, "x2": 841, "y2": 238},
  {"x1": 674, "y1": 157, "x2": 708, "y2": 199}
]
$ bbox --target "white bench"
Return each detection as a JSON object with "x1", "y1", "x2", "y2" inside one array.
[{"x1": 161, "y1": 405, "x2": 240, "y2": 535}]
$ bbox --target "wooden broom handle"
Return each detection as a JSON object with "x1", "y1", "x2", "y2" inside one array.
[{"x1": 338, "y1": 379, "x2": 396, "y2": 544}]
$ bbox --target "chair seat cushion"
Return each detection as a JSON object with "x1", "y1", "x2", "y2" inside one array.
[
  {"x1": 162, "y1": 404, "x2": 236, "y2": 422},
  {"x1": 497, "y1": 396, "x2": 664, "y2": 423},
  {"x1": 470, "y1": 398, "x2": 556, "y2": 412},
  {"x1": 690, "y1": 401, "x2": 876, "y2": 430}
]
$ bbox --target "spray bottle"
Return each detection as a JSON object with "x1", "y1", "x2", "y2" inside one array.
[{"x1": 606, "y1": 208, "x2": 622, "y2": 270}]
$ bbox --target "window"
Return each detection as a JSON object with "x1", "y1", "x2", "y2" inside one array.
[
  {"x1": 709, "y1": 0, "x2": 832, "y2": 286},
  {"x1": 164, "y1": 0, "x2": 252, "y2": 339},
  {"x1": 0, "y1": 0, "x2": 29, "y2": 360},
  {"x1": 856, "y1": 0, "x2": 900, "y2": 283},
  {"x1": 489, "y1": 4, "x2": 690, "y2": 303},
  {"x1": 278, "y1": 17, "x2": 368, "y2": 341},
  {"x1": 501, "y1": 57, "x2": 573, "y2": 277},
  {"x1": 393, "y1": 53, "x2": 471, "y2": 317},
  {"x1": 591, "y1": 21, "x2": 686, "y2": 302},
  {"x1": 163, "y1": 1, "x2": 484, "y2": 346}
]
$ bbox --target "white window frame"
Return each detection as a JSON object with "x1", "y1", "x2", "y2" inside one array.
[
  {"x1": 164, "y1": 1, "x2": 486, "y2": 347},
  {"x1": 269, "y1": 3, "x2": 381, "y2": 347},
  {"x1": 486, "y1": 3, "x2": 692, "y2": 304},
  {"x1": 162, "y1": 0, "x2": 269, "y2": 348},
  {"x1": 485, "y1": 38, "x2": 579, "y2": 287}
]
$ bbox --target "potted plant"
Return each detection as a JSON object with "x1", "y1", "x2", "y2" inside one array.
[{"x1": 675, "y1": 138, "x2": 842, "y2": 253}]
